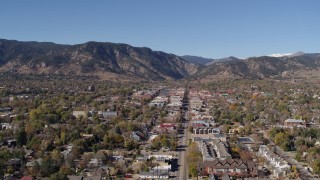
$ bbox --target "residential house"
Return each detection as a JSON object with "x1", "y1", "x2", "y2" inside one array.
[
  {"x1": 62, "y1": 144, "x2": 74, "y2": 159},
  {"x1": 227, "y1": 99, "x2": 238, "y2": 104},
  {"x1": 7, "y1": 139, "x2": 17, "y2": 147},
  {"x1": 88, "y1": 158, "x2": 103, "y2": 168},
  {"x1": 238, "y1": 137, "x2": 262, "y2": 151},
  {"x1": 7, "y1": 158, "x2": 22, "y2": 171},
  {"x1": 149, "y1": 134, "x2": 158, "y2": 142},
  {"x1": 94, "y1": 96, "x2": 107, "y2": 102},
  {"x1": 139, "y1": 170, "x2": 169, "y2": 179},
  {"x1": 158, "y1": 123, "x2": 176, "y2": 131},
  {"x1": 149, "y1": 95, "x2": 169, "y2": 107},
  {"x1": 131, "y1": 131, "x2": 144, "y2": 141},
  {"x1": 228, "y1": 126, "x2": 244, "y2": 135},
  {"x1": 149, "y1": 99, "x2": 166, "y2": 107},
  {"x1": 198, "y1": 159, "x2": 256, "y2": 177},
  {"x1": 92, "y1": 166, "x2": 115, "y2": 178},
  {"x1": 26, "y1": 158, "x2": 43, "y2": 173},
  {"x1": 0, "y1": 123, "x2": 12, "y2": 130},
  {"x1": 132, "y1": 90, "x2": 158, "y2": 101},
  {"x1": 258, "y1": 145, "x2": 291, "y2": 177},
  {"x1": 24, "y1": 149, "x2": 34, "y2": 160},
  {"x1": 195, "y1": 138, "x2": 232, "y2": 160},
  {"x1": 191, "y1": 120, "x2": 219, "y2": 134},
  {"x1": 81, "y1": 133, "x2": 94, "y2": 140},
  {"x1": 148, "y1": 154, "x2": 173, "y2": 162},
  {"x1": 284, "y1": 119, "x2": 306, "y2": 128},
  {"x1": 212, "y1": 134, "x2": 227, "y2": 142},
  {"x1": 72, "y1": 111, "x2": 87, "y2": 119},
  {"x1": 1, "y1": 106, "x2": 13, "y2": 112},
  {"x1": 198, "y1": 141, "x2": 216, "y2": 161},
  {"x1": 211, "y1": 139, "x2": 232, "y2": 160},
  {"x1": 98, "y1": 111, "x2": 118, "y2": 119}
]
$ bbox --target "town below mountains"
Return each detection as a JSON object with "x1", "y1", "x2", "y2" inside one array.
[
  {"x1": 1, "y1": 39, "x2": 320, "y2": 180},
  {"x1": 1, "y1": 39, "x2": 320, "y2": 82}
]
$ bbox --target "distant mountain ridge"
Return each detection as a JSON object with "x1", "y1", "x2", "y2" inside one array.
[
  {"x1": 181, "y1": 55, "x2": 241, "y2": 65},
  {"x1": 180, "y1": 55, "x2": 214, "y2": 65},
  {"x1": 0, "y1": 39, "x2": 199, "y2": 81},
  {"x1": 1, "y1": 39, "x2": 320, "y2": 81},
  {"x1": 197, "y1": 53, "x2": 320, "y2": 79}
]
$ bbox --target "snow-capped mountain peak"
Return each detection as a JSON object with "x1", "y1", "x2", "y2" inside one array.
[{"x1": 268, "y1": 51, "x2": 304, "y2": 57}]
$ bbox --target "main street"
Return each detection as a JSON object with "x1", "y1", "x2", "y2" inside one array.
[
  {"x1": 175, "y1": 85, "x2": 189, "y2": 180},
  {"x1": 176, "y1": 117, "x2": 188, "y2": 179}
]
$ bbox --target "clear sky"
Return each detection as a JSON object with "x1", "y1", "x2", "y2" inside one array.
[{"x1": 1, "y1": 0, "x2": 319, "y2": 58}]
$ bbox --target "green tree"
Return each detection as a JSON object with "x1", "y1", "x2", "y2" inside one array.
[
  {"x1": 312, "y1": 159, "x2": 320, "y2": 175},
  {"x1": 16, "y1": 128, "x2": 27, "y2": 147},
  {"x1": 274, "y1": 132, "x2": 291, "y2": 151},
  {"x1": 29, "y1": 109, "x2": 42, "y2": 120},
  {"x1": 50, "y1": 173, "x2": 67, "y2": 180},
  {"x1": 274, "y1": 132, "x2": 286, "y2": 145},
  {"x1": 189, "y1": 164, "x2": 198, "y2": 178},
  {"x1": 245, "y1": 112, "x2": 254, "y2": 122},
  {"x1": 41, "y1": 156, "x2": 56, "y2": 177},
  {"x1": 125, "y1": 139, "x2": 138, "y2": 151},
  {"x1": 60, "y1": 130, "x2": 66, "y2": 144},
  {"x1": 187, "y1": 142, "x2": 202, "y2": 178}
]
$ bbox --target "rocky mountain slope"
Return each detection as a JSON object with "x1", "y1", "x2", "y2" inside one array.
[
  {"x1": 181, "y1": 55, "x2": 241, "y2": 65},
  {"x1": 1, "y1": 39, "x2": 320, "y2": 81},
  {"x1": 181, "y1": 55, "x2": 214, "y2": 65},
  {"x1": 196, "y1": 53, "x2": 320, "y2": 79},
  {"x1": 0, "y1": 39, "x2": 199, "y2": 81}
]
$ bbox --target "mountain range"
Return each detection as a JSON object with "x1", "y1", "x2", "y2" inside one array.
[
  {"x1": 1, "y1": 39, "x2": 320, "y2": 81},
  {"x1": 197, "y1": 53, "x2": 320, "y2": 80},
  {"x1": 0, "y1": 39, "x2": 199, "y2": 81}
]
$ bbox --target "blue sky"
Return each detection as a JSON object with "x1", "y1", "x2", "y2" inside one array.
[{"x1": 1, "y1": 0, "x2": 319, "y2": 58}]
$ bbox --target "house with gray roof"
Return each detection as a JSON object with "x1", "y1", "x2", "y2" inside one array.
[
  {"x1": 198, "y1": 159, "x2": 256, "y2": 177},
  {"x1": 195, "y1": 138, "x2": 232, "y2": 161}
]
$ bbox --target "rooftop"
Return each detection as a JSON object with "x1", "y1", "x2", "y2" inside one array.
[{"x1": 284, "y1": 119, "x2": 305, "y2": 123}]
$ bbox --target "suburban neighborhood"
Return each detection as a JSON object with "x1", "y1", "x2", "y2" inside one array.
[{"x1": 0, "y1": 74, "x2": 320, "y2": 180}]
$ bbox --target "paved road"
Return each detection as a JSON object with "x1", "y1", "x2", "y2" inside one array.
[
  {"x1": 176, "y1": 87, "x2": 189, "y2": 180},
  {"x1": 176, "y1": 122, "x2": 188, "y2": 180}
]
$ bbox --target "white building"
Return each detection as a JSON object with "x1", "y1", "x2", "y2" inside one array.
[
  {"x1": 139, "y1": 171, "x2": 169, "y2": 179},
  {"x1": 72, "y1": 111, "x2": 87, "y2": 118},
  {"x1": 259, "y1": 145, "x2": 291, "y2": 177}
]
